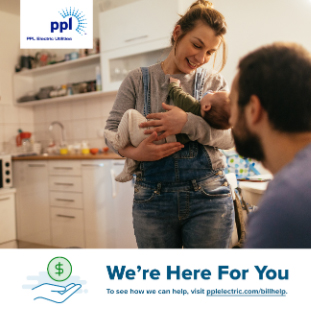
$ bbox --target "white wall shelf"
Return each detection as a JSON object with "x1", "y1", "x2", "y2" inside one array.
[
  {"x1": 13, "y1": 53, "x2": 104, "y2": 106},
  {"x1": 14, "y1": 90, "x2": 117, "y2": 107},
  {"x1": 14, "y1": 54, "x2": 100, "y2": 77}
]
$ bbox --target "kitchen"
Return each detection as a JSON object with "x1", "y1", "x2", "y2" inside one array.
[{"x1": 0, "y1": 0, "x2": 311, "y2": 249}]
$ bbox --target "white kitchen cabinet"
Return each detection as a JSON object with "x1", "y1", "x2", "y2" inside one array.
[
  {"x1": 110, "y1": 160, "x2": 136, "y2": 248},
  {"x1": 50, "y1": 207, "x2": 85, "y2": 248},
  {"x1": 48, "y1": 161, "x2": 85, "y2": 248},
  {"x1": 81, "y1": 160, "x2": 136, "y2": 248},
  {"x1": 13, "y1": 161, "x2": 51, "y2": 245},
  {"x1": 0, "y1": 189, "x2": 16, "y2": 244},
  {"x1": 49, "y1": 191, "x2": 83, "y2": 209},
  {"x1": 99, "y1": 0, "x2": 183, "y2": 52},
  {"x1": 13, "y1": 158, "x2": 136, "y2": 248},
  {"x1": 49, "y1": 160, "x2": 82, "y2": 176},
  {"x1": 99, "y1": 0, "x2": 186, "y2": 91},
  {"x1": 49, "y1": 175, "x2": 83, "y2": 193},
  {"x1": 100, "y1": 42, "x2": 169, "y2": 92},
  {"x1": 81, "y1": 160, "x2": 114, "y2": 248}
]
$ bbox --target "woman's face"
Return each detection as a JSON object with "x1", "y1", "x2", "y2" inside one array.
[{"x1": 172, "y1": 22, "x2": 222, "y2": 74}]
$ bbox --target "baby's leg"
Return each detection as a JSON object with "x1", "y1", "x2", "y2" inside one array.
[
  {"x1": 105, "y1": 109, "x2": 171, "y2": 151},
  {"x1": 115, "y1": 158, "x2": 138, "y2": 182},
  {"x1": 127, "y1": 109, "x2": 151, "y2": 147},
  {"x1": 104, "y1": 109, "x2": 146, "y2": 150},
  {"x1": 127, "y1": 110, "x2": 173, "y2": 146}
]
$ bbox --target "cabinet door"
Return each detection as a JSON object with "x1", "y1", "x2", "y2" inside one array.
[
  {"x1": 13, "y1": 161, "x2": 51, "y2": 246},
  {"x1": 49, "y1": 176, "x2": 83, "y2": 192},
  {"x1": 0, "y1": 193, "x2": 16, "y2": 243},
  {"x1": 49, "y1": 161, "x2": 81, "y2": 176},
  {"x1": 110, "y1": 160, "x2": 137, "y2": 248},
  {"x1": 51, "y1": 207, "x2": 85, "y2": 248},
  {"x1": 49, "y1": 191, "x2": 83, "y2": 209},
  {"x1": 81, "y1": 160, "x2": 114, "y2": 248},
  {"x1": 101, "y1": 41, "x2": 168, "y2": 92},
  {"x1": 99, "y1": 0, "x2": 181, "y2": 52}
]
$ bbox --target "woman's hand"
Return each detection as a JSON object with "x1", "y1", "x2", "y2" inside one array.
[
  {"x1": 118, "y1": 131, "x2": 184, "y2": 161},
  {"x1": 140, "y1": 103, "x2": 188, "y2": 140}
]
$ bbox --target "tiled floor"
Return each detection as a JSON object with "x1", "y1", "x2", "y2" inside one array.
[{"x1": 0, "y1": 240, "x2": 56, "y2": 249}]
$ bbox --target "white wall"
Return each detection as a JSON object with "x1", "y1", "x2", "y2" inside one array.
[
  {"x1": 0, "y1": 11, "x2": 34, "y2": 154},
  {"x1": 211, "y1": 0, "x2": 311, "y2": 86}
]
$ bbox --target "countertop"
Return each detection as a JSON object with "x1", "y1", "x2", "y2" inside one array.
[
  {"x1": 0, "y1": 188, "x2": 16, "y2": 195},
  {"x1": 239, "y1": 181, "x2": 269, "y2": 194},
  {"x1": 12, "y1": 153, "x2": 123, "y2": 161},
  {"x1": 238, "y1": 174, "x2": 272, "y2": 194}
]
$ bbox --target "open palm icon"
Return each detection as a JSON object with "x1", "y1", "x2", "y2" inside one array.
[{"x1": 32, "y1": 283, "x2": 82, "y2": 303}]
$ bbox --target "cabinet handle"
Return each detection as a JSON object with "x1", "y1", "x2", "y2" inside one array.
[
  {"x1": 54, "y1": 182, "x2": 74, "y2": 186},
  {"x1": 110, "y1": 168, "x2": 116, "y2": 198},
  {"x1": 28, "y1": 164, "x2": 46, "y2": 167},
  {"x1": 124, "y1": 35, "x2": 148, "y2": 43},
  {"x1": 54, "y1": 167, "x2": 73, "y2": 170},
  {"x1": 81, "y1": 163, "x2": 104, "y2": 167},
  {"x1": 0, "y1": 197, "x2": 10, "y2": 202},
  {"x1": 56, "y1": 198, "x2": 74, "y2": 202},
  {"x1": 56, "y1": 214, "x2": 75, "y2": 219}
]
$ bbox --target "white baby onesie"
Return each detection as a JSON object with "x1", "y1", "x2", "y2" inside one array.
[{"x1": 104, "y1": 109, "x2": 176, "y2": 182}]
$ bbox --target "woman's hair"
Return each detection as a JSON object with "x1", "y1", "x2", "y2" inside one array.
[{"x1": 171, "y1": 0, "x2": 227, "y2": 72}]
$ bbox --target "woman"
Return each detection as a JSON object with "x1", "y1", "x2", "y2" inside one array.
[{"x1": 105, "y1": 0, "x2": 234, "y2": 248}]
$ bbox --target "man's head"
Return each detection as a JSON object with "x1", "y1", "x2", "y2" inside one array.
[
  {"x1": 201, "y1": 91, "x2": 231, "y2": 129},
  {"x1": 230, "y1": 42, "x2": 311, "y2": 161}
]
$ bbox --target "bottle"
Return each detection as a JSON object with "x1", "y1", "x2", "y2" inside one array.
[
  {"x1": 96, "y1": 66, "x2": 102, "y2": 91},
  {"x1": 81, "y1": 141, "x2": 90, "y2": 155}
]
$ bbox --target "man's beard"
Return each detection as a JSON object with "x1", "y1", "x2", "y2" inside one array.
[{"x1": 232, "y1": 112, "x2": 265, "y2": 162}]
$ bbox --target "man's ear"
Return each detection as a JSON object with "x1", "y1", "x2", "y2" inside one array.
[
  {"x1": 173, "y1": 25, "x2": 182, "y2": 42},
  {"x1": 246, "y1": 95, "x2": 264, "y2": 126}
]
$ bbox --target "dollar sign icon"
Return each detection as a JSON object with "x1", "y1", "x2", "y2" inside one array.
[
  {"x1": 55, "y1": 262, "x2": 64, "y2": 276},
  {"x1": 47, "y1": 257, "x2": 72, "y2": 281}
]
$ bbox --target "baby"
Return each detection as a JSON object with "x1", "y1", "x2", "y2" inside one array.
[{"x1": 105, "y1": 77, "x2": 231, "y2": 182}]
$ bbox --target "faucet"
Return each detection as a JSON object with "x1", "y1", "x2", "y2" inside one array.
[{"x1": 49, "y1": 121, "x2": 66, "y2": 146}]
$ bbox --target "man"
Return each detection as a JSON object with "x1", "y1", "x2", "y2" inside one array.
[{"x1": 229, "y1": 42, "x2": 311, "y2": 248}]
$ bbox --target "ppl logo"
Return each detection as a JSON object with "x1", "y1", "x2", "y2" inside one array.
[{"x1": 51, "y1": 7, "x2": 87, "y2": 35}]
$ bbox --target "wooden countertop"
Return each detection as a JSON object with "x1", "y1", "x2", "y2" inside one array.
[{"x1": 12, "y1": 153, "x2": 123, "y2": 160}]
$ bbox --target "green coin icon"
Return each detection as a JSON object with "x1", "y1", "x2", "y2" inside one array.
[{"x1": 47, "y1": 257, "x2": 72, "y2": 282}]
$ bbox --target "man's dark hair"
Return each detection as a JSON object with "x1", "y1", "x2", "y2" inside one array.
[{"x1": 238, "y1": 42, "x2": 311, "y2": 132}]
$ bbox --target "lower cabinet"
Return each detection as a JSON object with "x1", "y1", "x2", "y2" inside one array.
[
  {"x1": 81, "y1": 160, "x2": 136, "y2": 248},
  {"x1": 0, "y1": 190, "x2": 16, "y2": 244},
  {"x1": 81, "y1": 160, "x2": 113, "y2": 248},
  {"x1": 50, "y1": 207, "x2": 85, "y2": 248},
  {"x1": 13, "y1": 161, "x2": 51, "y2": 246},
  {"x1": 48, "y1": 160, "x2": 85, "y2": 248},
  {"x1": 14, "y1": 159, "x2": 136, "y2": 248}
]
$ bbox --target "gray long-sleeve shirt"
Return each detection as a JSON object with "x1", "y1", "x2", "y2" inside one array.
[
  {"x1": 105, "y1": 62, "x2": 234, "y2": 170},
  {"x1": 245, "y1": 142, "x2": 311, "y2": 248}
]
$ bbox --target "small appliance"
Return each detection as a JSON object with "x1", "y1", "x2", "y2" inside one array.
[{"x1": 0, "y1": 155, "x2": 13, "y2": 189}]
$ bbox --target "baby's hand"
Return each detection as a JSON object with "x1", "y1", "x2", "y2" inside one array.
[{"x1": 170, "y1": 77, "x2": 181, "y2": 86}]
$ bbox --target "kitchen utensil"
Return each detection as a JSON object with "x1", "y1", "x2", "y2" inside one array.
[{"x1": 16, "y1": 132, "x2": 31, "y2": 146}]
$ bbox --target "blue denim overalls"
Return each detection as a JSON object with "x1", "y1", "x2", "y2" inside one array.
[{"x1": 132, "y1": 67, "x2": 234, "y2": 248}]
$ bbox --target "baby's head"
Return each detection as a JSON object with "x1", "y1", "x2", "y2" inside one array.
[{"x1": 200, "y1": 91, "x2": 231, "y2": 129}]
